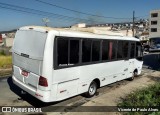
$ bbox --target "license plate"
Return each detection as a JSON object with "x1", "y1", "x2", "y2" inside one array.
[{"x1": 21, "y1": 70, "x2": 29, "y2": 77}]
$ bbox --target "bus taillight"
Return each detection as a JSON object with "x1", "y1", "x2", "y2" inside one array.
[{"x1": 39, "y1": 76, "x2": 48, "y2": 87}]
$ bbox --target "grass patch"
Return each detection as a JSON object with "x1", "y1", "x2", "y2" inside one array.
[
  {"x1": 0, "y1": 50, "x2": 5, "y2": 55},
  {"x1": 118, "y1": 83, "x2": 160, "y2": 115},
  {"x1": 0, "y1": 55, "x2": 12, "y2": 69}
]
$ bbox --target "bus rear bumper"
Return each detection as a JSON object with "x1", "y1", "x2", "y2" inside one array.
[{"x1": 12, "y1": 75, "x2": 52, "y2": 102}]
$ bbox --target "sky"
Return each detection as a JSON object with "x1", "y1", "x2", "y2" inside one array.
[{"x1": 0, "y1": 0, "x2": 160, "y2": 31}]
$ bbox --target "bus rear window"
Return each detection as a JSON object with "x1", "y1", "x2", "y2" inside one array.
[{"x1": 13, "y1": 30, "x2": 47, "y2": 60}]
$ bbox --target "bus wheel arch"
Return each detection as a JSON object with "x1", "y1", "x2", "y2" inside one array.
[
  {"x1": 128, "y1": 69, "x2": 138, "y2": 81},
  {"x1": 84, "y1": 78, "x2": 100, "y2": 98},
  {"x1": 93, "y1": 78, "x2": 100, "y2": 88},
  {"x1": 134, "y1": 69, "x2": 138, "y2": 77}
]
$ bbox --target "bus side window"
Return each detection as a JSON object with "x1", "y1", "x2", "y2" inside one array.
[
  {"x1": 117, "y1": 41, "x2": 123, "y2": 59},
  {"x1": 123, "y1": 41, "x2": 129, "y2": 59},
  {"x1": 57, "y1": 38, "x2": 79, "y2": 67},
  {"x1": 136, "y1": 42, "x2": 143, "y2": 61},
  {"x1": 70, "y1": 40, "x2": 79, "y2": 64},
  {"x1": 130, "y1": 42, "x2": 135, "y2": 58},
  {"x1": 82, "y1": 39, "x2": 92, "y2": 63},
  {"x1": 109, "y1": 41, "x2": 117, "y2": 60},
  {"x1": 57, "y1": 38, "x2": 69, "y2": 66},
  {"x1": 92, "y1": 40, "x2": 100, "y2": 61},
  {"x1": 102, "y1": 40, "x2": 109, "y2": 61}
]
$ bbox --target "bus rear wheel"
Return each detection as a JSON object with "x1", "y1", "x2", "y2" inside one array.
[{"x1": 85, "y1": 81, "x2": 97, "y2": 98}]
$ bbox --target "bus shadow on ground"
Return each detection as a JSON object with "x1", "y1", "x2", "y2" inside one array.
[
  {"x1": 143, "y1": 53, "x2": 160, "y2": 70},
  {"x1": 7, "y1": 77, "x2": 62, "y2": 107}
]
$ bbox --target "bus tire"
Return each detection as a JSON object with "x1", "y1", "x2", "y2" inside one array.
[
  {"x1": 128, "y1": 71, "x2": 137, "y2": 81},
  {"x1": 85, "y1": 81, "x2": 97, "y2": 98}
]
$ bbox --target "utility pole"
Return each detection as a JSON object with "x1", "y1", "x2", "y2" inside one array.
[{"x1": 132, "y1": 11, "x2": 135, "y2": 37}]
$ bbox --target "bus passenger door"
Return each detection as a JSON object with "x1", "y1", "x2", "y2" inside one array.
[
  {"x1": 120, "y1": 41, "x2": 130, "y2": 79},
  {"x1": 127, "y1": 59, "x2": 134, "y2": 78},
  {"x1": 127, "y1": 42, "x2": 136, "y2": 78}
]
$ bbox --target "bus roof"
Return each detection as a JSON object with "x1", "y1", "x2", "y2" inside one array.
[{"x1": 19, "y1": 26, "x2": 139, "y2": 41}]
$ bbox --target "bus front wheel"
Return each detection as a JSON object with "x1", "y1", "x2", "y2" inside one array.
[
  {"x1": 128, "y1": 71, "x2": 138, "y2": 81},
  {"x1": 85, "y1": 81, "x2": 97, "y2": 98}
]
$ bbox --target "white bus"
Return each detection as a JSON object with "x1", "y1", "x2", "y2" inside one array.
[{"x1": 12, "y1": 26, "x2": 143, "y2": 102}]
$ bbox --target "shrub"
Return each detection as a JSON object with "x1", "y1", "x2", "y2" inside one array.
[{"x1": 118, "y1": 83, "x2": 160, "y2": 115}]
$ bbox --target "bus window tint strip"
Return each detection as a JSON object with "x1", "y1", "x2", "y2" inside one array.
[
  {"x1": 123, "y1": 41, "x2": 129, "y2": 58},
  {"x1": 130, "y1": 42, "x2": 135, "y2": 58},
  {"x1": 109, "y1": 41, "x2": 117, "y2": 60},
  {"x1": 70, "y1": 40, "x2": 79, "y2": 64},
  {"x1": 58, "y1": 38, "x2": 68, "y2": 66},
  {"x1": 82, "y1": 39, "x2": 92, "y2": 63},
  {"x1": 92, "y1": 40, "x2": 100, "y2": 61},
  {"x1": 117, "y1": 41, "x2": 123, "y2": 59},
  {"x1": 102, "y1": 40, "x2": 109, "y2": 60}
]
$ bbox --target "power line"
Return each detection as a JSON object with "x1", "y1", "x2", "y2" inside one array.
[
  {"x1": 136, "y1": 15, "x2": 149, "y2": 18},
  {"x1": 0, "y1": 2, "x2": 81, "y2": 20},
  {"x1": 34, "y1": 0, "x2": 132, "y2": 20},
  {"x1": 0, "y1": 2, "x2": 105, "y2": 23},
  {"x1": 0, "y1": 5, "x2": 76, "y2": 23},
  {"x1": 0, "y1": 1, "x2": 136, "y2": 26}
]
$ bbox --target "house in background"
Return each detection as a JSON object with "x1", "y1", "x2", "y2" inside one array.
[
  {"x1": 0, "y1": 33, "x2": 15, "y2": 47},
  {"x1": 0, "y1": 33, "x2": 14, "y2": 55},
  {"x1": 72, "y1": 23, "x2": 86, "y2": 28}
]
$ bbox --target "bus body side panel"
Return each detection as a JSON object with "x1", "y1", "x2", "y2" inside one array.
[
  {"x1": 52, "y1": 60, "x2": 128, "y2": 101},
  {"x1": 78, "y1": 60, "x2": 127, "y2": 91},
  {"x1": 52, "y1": 68, "x2": 80, "y2": 101}
]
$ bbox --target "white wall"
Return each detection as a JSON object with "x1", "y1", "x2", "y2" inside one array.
[{"x1": 149, "y1": 10, "x2": 160, "y2": 38}]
